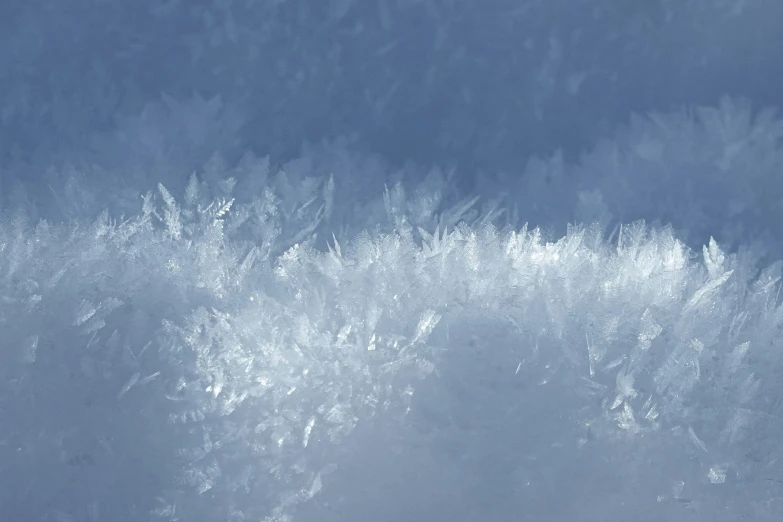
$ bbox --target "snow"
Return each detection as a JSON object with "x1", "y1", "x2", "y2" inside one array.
[{"x1": 1, "y1": 1, "x2": 783, "y2": 521}]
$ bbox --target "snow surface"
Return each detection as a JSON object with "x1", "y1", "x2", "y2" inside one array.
[{"x1": 1, "y1": 2, "x2": 783, "y2": 521}]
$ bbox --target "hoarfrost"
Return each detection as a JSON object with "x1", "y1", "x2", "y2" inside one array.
[{"x1": 1, "y1": 14, "x2": 782, "y2": 518}]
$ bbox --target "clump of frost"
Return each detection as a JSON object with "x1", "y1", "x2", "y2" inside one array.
[
  {"x1": 2, "y1": 158, "x2": 783, "y2": 520},
  {"x1": 482, "y1": 97, "x2": 783, "y2": 258},
  {"x1": 0, "y1": 94, "x2": 480, "y2": 253},
  {"x1": 1, "y1": 93, "x2": 783, "y2": 521},
  {"x1": 0, "y1": 94, "x2": 247, "y2": 223}
]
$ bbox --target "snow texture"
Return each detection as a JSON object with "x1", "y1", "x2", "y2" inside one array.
[{"x1": 1, "y1": 1, "x2": 783, "y2": 521}]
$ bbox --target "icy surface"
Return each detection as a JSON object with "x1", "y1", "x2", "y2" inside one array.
[{"x1": 1, "y1": 2, "x2": 783, "y2": 521}]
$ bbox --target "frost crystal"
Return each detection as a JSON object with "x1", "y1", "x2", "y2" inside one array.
[{"x1": 1, "y1": 69, "x2": 782, "y2": 521}]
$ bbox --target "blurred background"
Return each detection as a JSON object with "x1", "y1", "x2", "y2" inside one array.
[{"x1": 2, "y1": 0, "x2": 782, "y2": 178}]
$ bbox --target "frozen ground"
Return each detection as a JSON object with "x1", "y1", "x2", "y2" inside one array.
[{"x1": 1, "y1": 2, "x2": 782, "y2": 521}]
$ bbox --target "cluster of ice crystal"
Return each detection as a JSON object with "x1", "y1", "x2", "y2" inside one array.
[
  {"x1": 0, "y1": 3, "x2": 782, "y2": 515},
  {"x1": 478, "y1": 97, "x2": 783, "y2": 260},
  {"x1": 2, "y1": 105, "x2": 782, "y2": 519}
]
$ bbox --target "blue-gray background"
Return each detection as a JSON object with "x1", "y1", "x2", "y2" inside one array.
[{"x1": 3, "y1": 0, "x2": 782, "y2": 174}]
